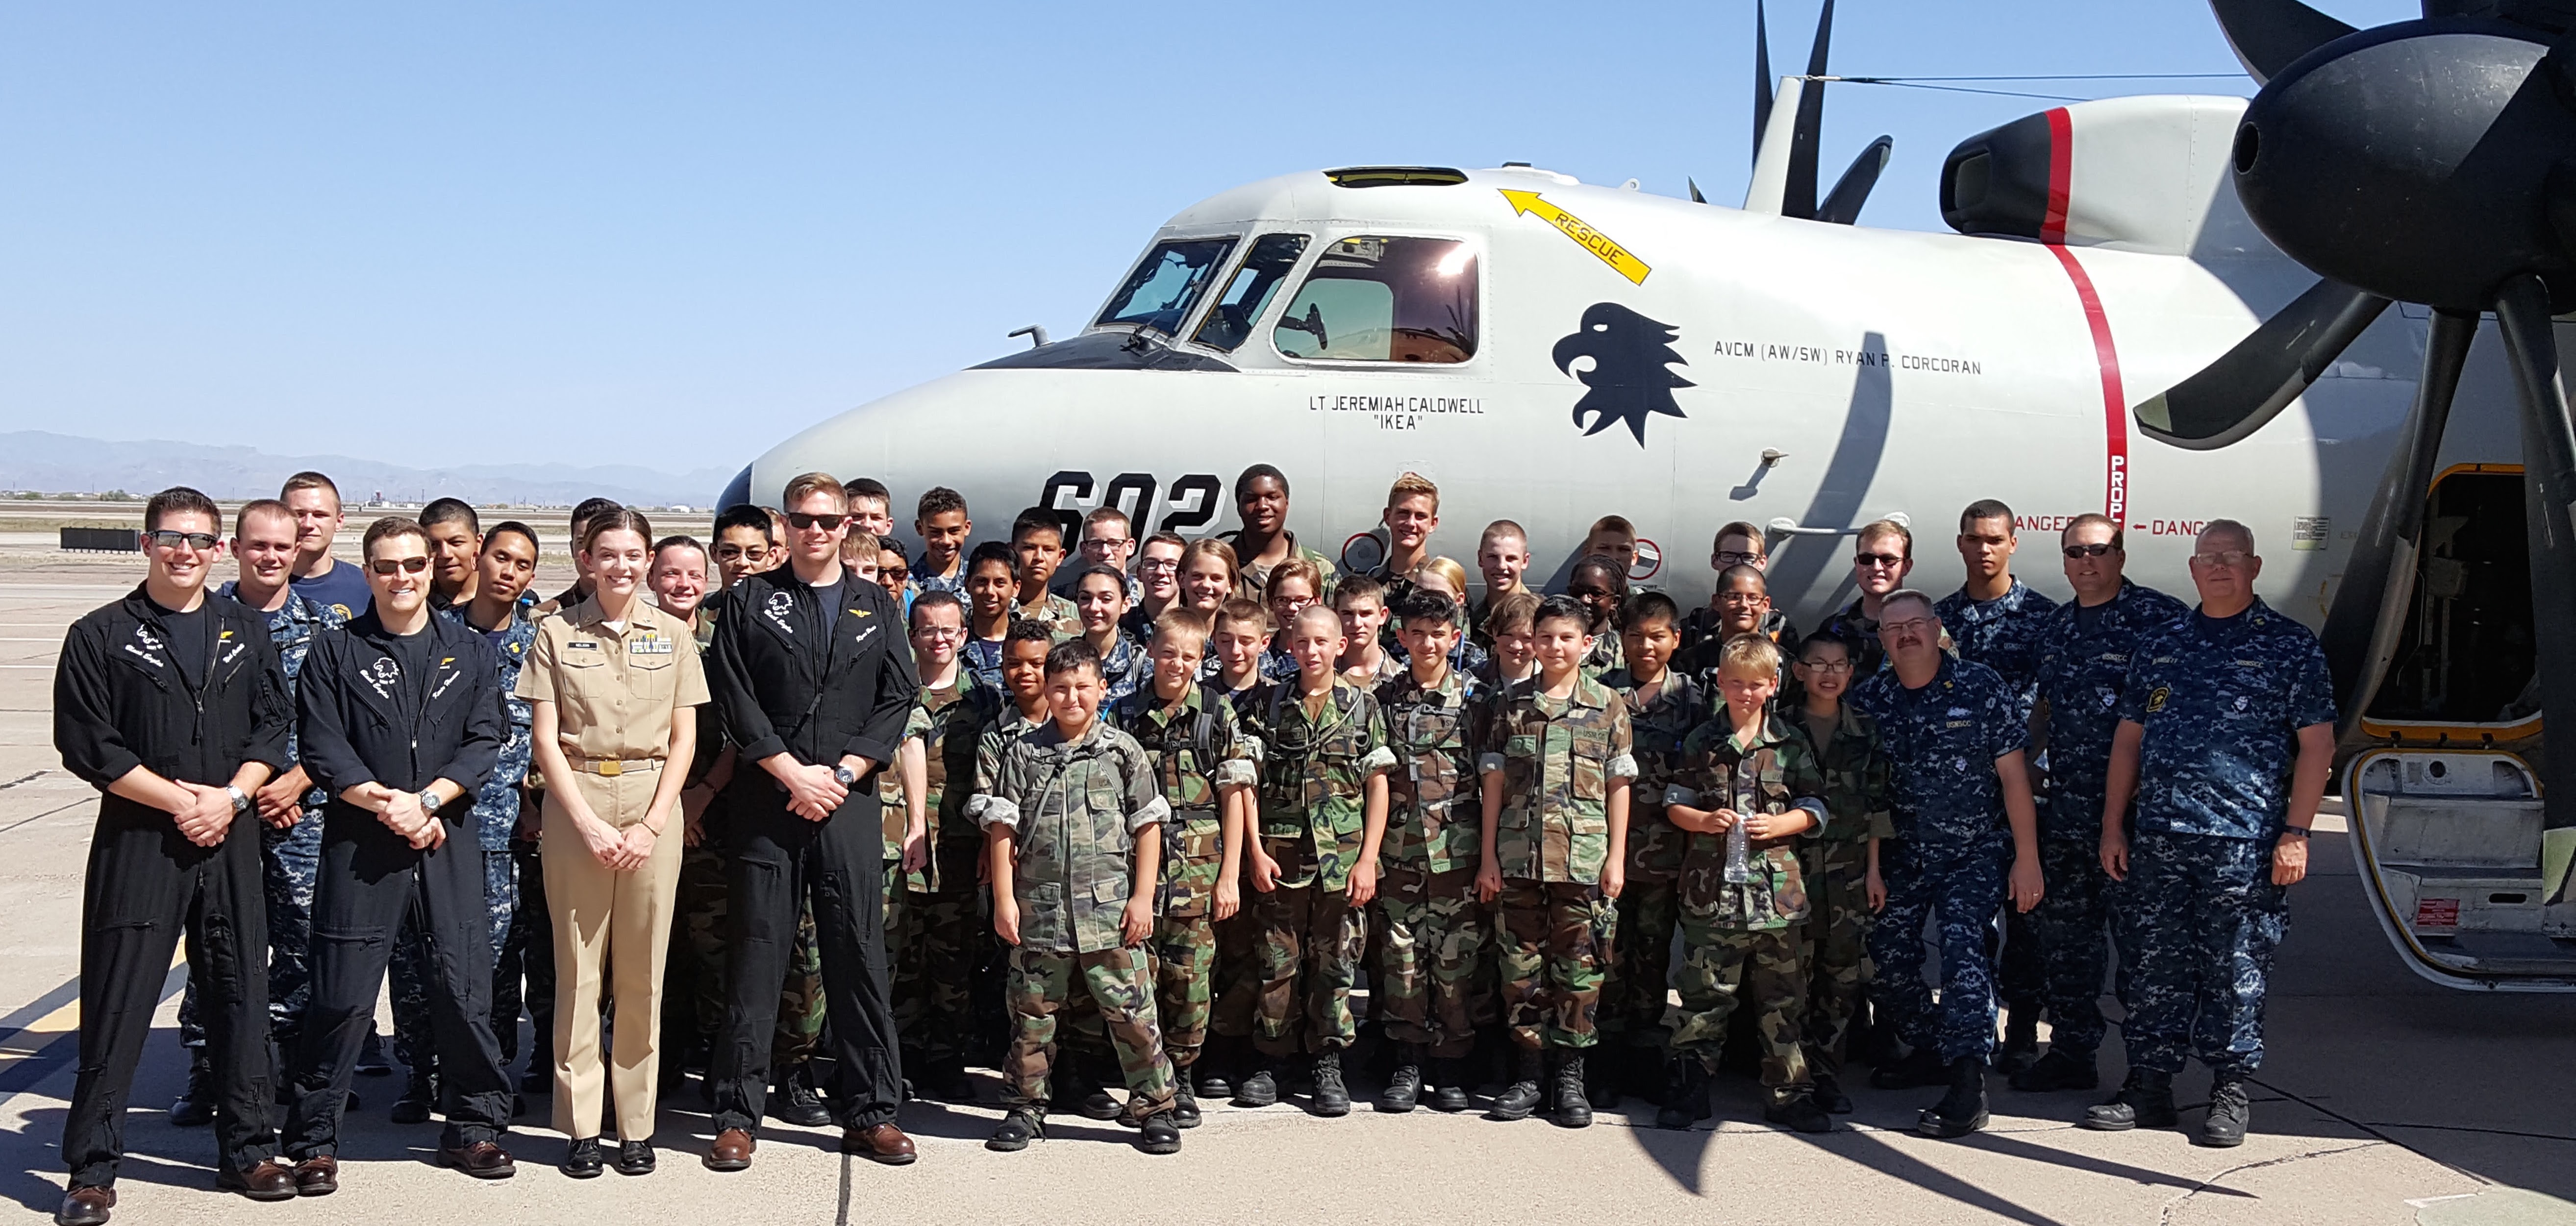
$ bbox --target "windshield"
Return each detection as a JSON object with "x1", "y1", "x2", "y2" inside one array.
[
  {"x1": 1272, "y1": 236, "x2": 1476, "y2": 363},
  {"x1": 1192, "y1": 233, "x2": 1310, "y2": 352},
  {"x1": 1093, "y1": 237, "x2": 1237, "y2": 334}
]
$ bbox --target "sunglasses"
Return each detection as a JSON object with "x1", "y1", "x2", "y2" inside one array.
[
  {"x1": 786, "y1": 513, "x2": 848, "y2": 532},
  {"x1": 2194, "y1": 550, "x2": 2254, "y2": 569},
  {"x1": 882, "y1": 565, "x2": 909, "y2": 582},
  {"x1": 1854, "y1": 552, "x2": 1905, "y2": 569},
  {"x1": 715, "y1": 543, "x2": 768, "y2": 560},
  {"x1": 146, "y1": 530, "x2": 220, "y2": 551},
  {"x1": 369, "y1": 557, "x2": 432, "y2": 576},
  {"x1": 2063, "y1": 542, "x2": 2119, "y2": 559},
  {"x1": 1568, "y1": 586, "x2": 1616, "y2": 600}
]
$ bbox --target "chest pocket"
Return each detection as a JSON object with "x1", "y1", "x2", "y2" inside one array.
[
  {"x1": 628, "y1": 651, "x2": 676, "y2": 700},
  {"x1": 1564, "y1": 723, "x2": 1612, "y2": 804}
]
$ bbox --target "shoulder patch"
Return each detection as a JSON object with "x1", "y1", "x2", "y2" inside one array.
[{"x1": 2146, "y1": 686, "x2": 2170, "y2": 713}]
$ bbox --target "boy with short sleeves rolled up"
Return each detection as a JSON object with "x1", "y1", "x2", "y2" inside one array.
[
  {"x1": 1234, "y1": 606, "x2": 1395, "y2": 1117},
  {"x1": 1656, "y1": 633, "x2": 1834, "y2": 1134},
  {"x1": 1475, "y1": 595, "x2": 1634, "y2": 1129},
  {"x1": 975, "y1": 639, "x2": 1180, "y2": 1156}
]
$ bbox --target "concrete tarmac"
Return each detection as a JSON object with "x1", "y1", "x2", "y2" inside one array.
[{"x1": 0, "y1": 556, "x2": 2570, "y2": 1225}]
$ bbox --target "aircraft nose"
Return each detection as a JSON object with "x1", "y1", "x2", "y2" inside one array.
[{"x1": 718, "y1": 464, "x2": 752, "y2": 512}]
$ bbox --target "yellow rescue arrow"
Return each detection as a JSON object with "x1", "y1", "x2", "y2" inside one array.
[{"x1": 1499, "y1": 189, "x2": 1651, "y2": 285}]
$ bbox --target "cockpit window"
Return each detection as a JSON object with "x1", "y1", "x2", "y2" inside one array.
[
  {"x1": 1272, "y1": 236, "x2": 1477, "y2": 364},
  {"x1": 1094, "y1": 238, "x2": 1236, "y2": 334},
  {"x1": 1191, "y1": 233, "x2": 1309, "y2": 352}
]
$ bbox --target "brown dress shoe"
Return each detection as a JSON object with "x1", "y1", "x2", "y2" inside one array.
[
  {"x1": 54, "y1": 1186, "x2": 114, "y2": 1226},
  {"x1": 843, "y1": 1123, "x2": 917, "y2": 1166},
  {"x1": 291, "y1": 1157, "x2": 338, "y2": 1197},
  {"x1": 216, "y1": 1160, "x2": 299, "y2": 1201},
  {"x1": 703, "y1": 1128, "x2": 756, "y2": 1172},
  {"x1": 435, "y1": 1141, "x2": 517, "y2": 1179}
]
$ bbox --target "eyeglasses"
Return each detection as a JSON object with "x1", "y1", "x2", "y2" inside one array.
[
  {"x1": 786, "y1": 513, "x2": 848, "y2": 532},
  {"x1": 1714, "y1": 550, "x2": 1763, "y2": 567},
  {"x1": 1799, "y1": 658, "x2": 1853, "y2": 674},
  {"x1": 715, "y1": 544, "x2": 768, "y2": 560},
  {"x1": 1879, "y1": 616, "x2": 1934, "y2": 637},
  {"x1": 2062, "y1": 543, "x2": 2119, "y2": 558},
  {"x1": 1854, "y1": 552, "x2": 1905, "y2": 569},
  {"x1": 369, "y1": 557, "x2": 432, "y2": 576},
  {"x1": 2193, "y1": 549, "x2": 2254, "y2": 569},
  {"x1": 1717, "y1": 590, "x2": 1767, "y2": 606},
  {"x1": 146, "y1": 530, "x2": 219, "y2": 551},
  {"x1": 1137, "y1": 558, "x2": 1179, "y2": 574}
]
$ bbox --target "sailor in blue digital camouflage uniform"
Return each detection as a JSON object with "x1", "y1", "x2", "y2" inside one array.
[
  {"x1": 1932, "y1": 500, "x2": 2058, "y2": 1072},
  {"x1": 2013, "y1": 513, "x2": 2188, "y2": 1095},
  {"x1": 171, "y1": 499, "x2": 345, "y2": 1128},
  {"x1": 2083, "y1": 520, "x2": 2333, "y2": 1149},
  {"x1": 388, "y1": 523, "x2": 542, "y2": 1124},
  {"x1": 1850, "y1": 589, "x2": 2044, "y2": 1139}
]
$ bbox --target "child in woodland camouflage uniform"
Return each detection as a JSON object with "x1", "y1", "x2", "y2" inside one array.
[
  {"x1": 975, "y1": 638, "x2": 1180, "y2": 1155},
  {"x1": 1657, "y1": 633, "x2": 1834, "y2": 1134}
]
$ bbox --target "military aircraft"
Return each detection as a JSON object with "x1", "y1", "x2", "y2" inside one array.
[{"x1": 718, "y1": 0, "x2": 2571, "y2": 989}]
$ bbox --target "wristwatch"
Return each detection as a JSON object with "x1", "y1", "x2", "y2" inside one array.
[
  {"x1": 420, "y1": 790, "x2": 445, "y2": 817},
  {"x1": 832, "y1": 765, "x2": 860, "y2": 787},
  {"x1": 225, "y1": 785, "x2": 251, "y2": 816},
  {"x1": 2277, "y1": 826, "x2": 2309, "y2": 841}
]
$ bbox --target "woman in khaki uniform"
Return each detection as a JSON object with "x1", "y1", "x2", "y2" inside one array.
[{"x1": 518, "y1": 508, "x2": 706, "y2": 1178}]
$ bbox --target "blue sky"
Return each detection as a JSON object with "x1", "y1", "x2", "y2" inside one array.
[{"x1": 0, "y1": 1, "x2": 2419, "y2": 483}]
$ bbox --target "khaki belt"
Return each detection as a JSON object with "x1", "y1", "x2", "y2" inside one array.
[{"x1": 568, "y1": 755, "x2": 662, "y2": 777}]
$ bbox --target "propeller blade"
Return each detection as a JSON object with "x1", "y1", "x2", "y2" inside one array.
[
  {"x1": 1817, "y1": 135, "x2": 1892, "y2": 225},
  {"x1": 1783, "y1": 0, "x2": 1836, "y2": 220},
  {"x1": 1688, "y1": 177, "x2": 1707, "y2": 204},
  {"x1": 2496, "y1": 273, "x2": 2576, "y2": 834},
  {"x1": 2323, "y1": 309, "x2": 2475, "y2": 737},
  {"x1": 2208, "y1": 0, "x2": 2356, "y2": 85},
  {"x1": 2133, "y1": 278, "x2": 2390, "y2": 449},
  {"x1": 1752, "y1": 0, "x2": 1773, "y2": 172}
]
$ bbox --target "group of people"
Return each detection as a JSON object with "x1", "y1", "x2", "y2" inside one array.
[{"x1": 47, "y1": 462, "x2": 2336, "y2": 1224}]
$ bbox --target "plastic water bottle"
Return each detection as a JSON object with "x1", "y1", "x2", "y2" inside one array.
[{"x1": 1724, "y1": 775, "x2": 1753, "y2": 884}]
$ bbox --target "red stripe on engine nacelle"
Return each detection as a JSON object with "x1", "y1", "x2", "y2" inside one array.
[{"x1": 2040, "y1": 106, "x2": 2129, "y2": 524}]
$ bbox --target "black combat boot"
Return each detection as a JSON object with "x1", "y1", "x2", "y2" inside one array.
[
  {"x1": 389, "y1": 1068, "x2": 438, "y2": 1125},
  {"x1": 1169, "y1": 1063, "x2": 1201, "y2": 1128},
  {"x1": 1232, "y1": 1054, "x2": 1280, "y2": 1108},
  {"x1": 923, "y1": 1054, "x2": 977, "y2": 1103},
  {"x1": 1654, "y1": 1059, "x2": 1711, "y2": 1131},
  {"x1": 2080, "y1": 1067, "x2": 2178, "y2": 1131},
  {"x1": 2010, "y1": 1047, "x2": 2100, "y2": 1093},
  {"x1": 1376, "y1": 1043, "x2": 1422, "y2": 1113},
  {"x1": 985, "y1": 1108, "x2": 1043, "y2": 1152},
  {"x1": 1487, "y1": 1050, "x2": 1545, "y2": 1121},
  {"x1": 2201, "y1": 1076, "x2": 2252, "y2": 1148},
  {"x1": 1811, "y1": 1070, "x2": 1854, "y2": 1114},
  {"x1": 1585, "y1": 1047, "x2": 1624, "y2": 1110},
  {"x1": 1308, "y1": 1051, "x2": 1351, "y2": 1118},
  {"x1": 1075, "y1": 1056, "x2": 1124, "y2": 1121},
  {"x1": 1764, "y1": 1089, "x2": 1834, "y2": 1134},
  {"x1": 1918, "y1": 1057, "x2": 1989, "y2": 1139},
  {"x1": 1871, "y1": 1045, "x2": 1949, "y2": 1089},
  {"x1": 1427, "y1": 1057, "x2": 1471, "y2": 1113},
  {"x1": 1551, "y1": 1053, "x2": 1592, "y2": 1128},
  {"x1": 772, "y1": 1064, "x2": 829, "y2": 1127},
  {"x1": 1134, "y1": 1109, "x2": 1182, "y2": 1155},
  {"x1": 1193, "y1": 1039, "x2": 1234, "y2": 1103},
  {"x1": 169, "y1": 1050, "x2": 215, "y2": 1128}
]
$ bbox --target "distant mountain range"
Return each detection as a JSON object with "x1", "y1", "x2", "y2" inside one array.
[{"x1": 0, "y1": 431, "x2": 738, "y2": 508}]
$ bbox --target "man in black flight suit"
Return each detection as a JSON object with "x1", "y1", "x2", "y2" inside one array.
[
  {"x1": 704, "y1": 472, "x2": 921, "y2": 1171},
  {"x1": 52, "y1": 486, "x2": 300, "y2": 1224},
  {"x1": 281, "y1": 515, "x2": 517, "y2": 1190}
]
